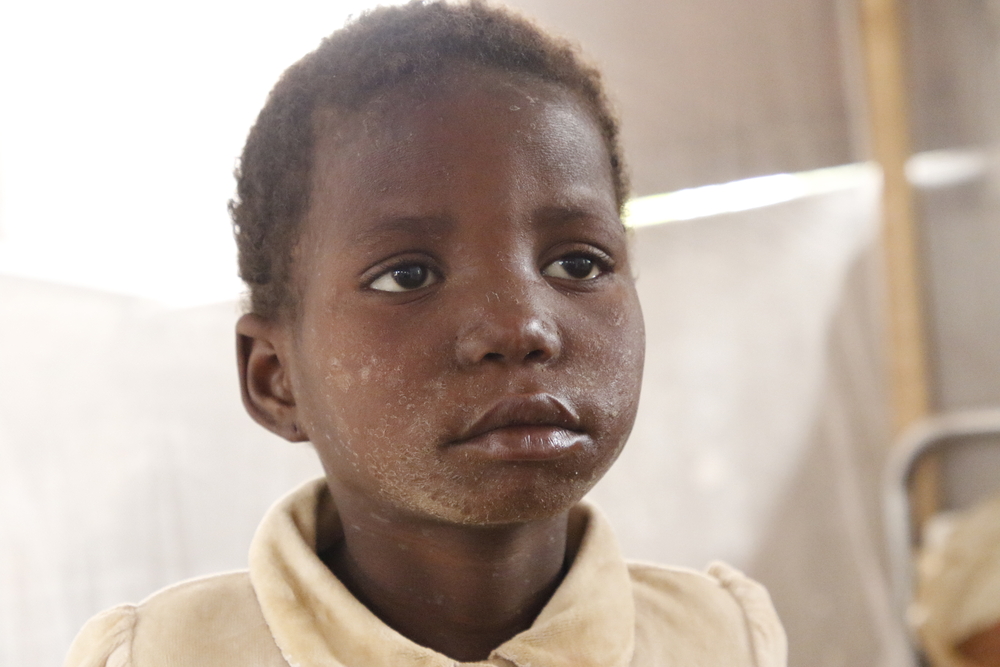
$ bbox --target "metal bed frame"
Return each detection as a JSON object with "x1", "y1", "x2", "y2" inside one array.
[{"x1": 883, "y1": 408, "x2": 1000, "y2": 665}]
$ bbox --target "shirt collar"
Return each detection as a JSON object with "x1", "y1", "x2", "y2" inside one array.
[{"x1": 249, "y1": 478, "x2": 635, "y2": 667}]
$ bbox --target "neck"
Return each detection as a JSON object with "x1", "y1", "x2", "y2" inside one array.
[{"x1": 321, "y1": 497, "x2": 573, "y2": 661}]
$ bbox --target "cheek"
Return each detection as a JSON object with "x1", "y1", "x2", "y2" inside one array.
[
  {"x1": 298, "y1": 325, "x2": 453, "y2": 448},
  {"x1": 568, "y1": 287, "x2": 645, "y2": 434},
  {"x1": 590, "y1": 285, "x2": 645, "y2": 370}
]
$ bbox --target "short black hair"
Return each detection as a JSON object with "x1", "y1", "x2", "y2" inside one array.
[{"x1": 231, "y1": 0, "x2": 628, "y2": 320}]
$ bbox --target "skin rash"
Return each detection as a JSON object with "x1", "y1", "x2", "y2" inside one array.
[{"x1": 236, "y1": 66, "x2": 645, "y2": 661}]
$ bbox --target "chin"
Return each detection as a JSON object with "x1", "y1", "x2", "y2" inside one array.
[{"x1": 417, "y1": 467, "x2": 605, "y2": 526}]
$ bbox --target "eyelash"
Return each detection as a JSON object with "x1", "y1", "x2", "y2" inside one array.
[{"x1": 365, "y1": 248, "x2": 613, "y2": 293}]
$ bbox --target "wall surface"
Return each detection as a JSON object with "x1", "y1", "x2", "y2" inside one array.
[
  {"x1": 503, "y1": 0, "x2": 861, "y2": 195},
  {"x1": 904, "y1": 0, "x2": 1000, "y2": 412}
]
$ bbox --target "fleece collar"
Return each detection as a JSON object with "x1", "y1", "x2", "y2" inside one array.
[{"x1": 249, "y1": 478, "x2": 635, "y2": 667}]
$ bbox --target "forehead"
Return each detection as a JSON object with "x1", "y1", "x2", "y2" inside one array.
[
  {"x1": 316, "y1": 65, "x2": 603, "y2": 155},
  {"x1": 306, "y1": 67, "x2": 616, "y2": 229}
]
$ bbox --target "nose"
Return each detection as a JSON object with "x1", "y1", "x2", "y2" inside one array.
[{"x1": 455, "y1": 288, "x2": 563, "y2": 367}]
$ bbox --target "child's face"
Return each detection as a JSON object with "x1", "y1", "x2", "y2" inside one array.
[{"x1": 284, "y1": 68, "x2": 644, "y2": 525}]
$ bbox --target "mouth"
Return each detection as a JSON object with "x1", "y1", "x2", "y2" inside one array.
[{"x1": 447, "y1": 394, "x2": 589, "y2": 461}]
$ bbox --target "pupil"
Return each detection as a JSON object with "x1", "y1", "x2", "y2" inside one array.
[
  {"x1": 562, "y1": 257, "x2": 594, "y2": 278},
  {"x1": 393, "y1": 265, "x2": 426, "y2": 289}
]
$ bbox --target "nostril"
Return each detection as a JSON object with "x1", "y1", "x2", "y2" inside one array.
[
  {"x1": 524, "y1": 349, "x2": 547, "y2": 362},
  {"x1": 456, "y1": 318, "x2": 561, "y2": 367}
]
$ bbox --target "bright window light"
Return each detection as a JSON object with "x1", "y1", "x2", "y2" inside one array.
[
  {"x1": 0, "y1": 0, "x2": 405, "y2": 308},
  {"x1": 905, "y1": 148, "x2": 989, "y2": 188},
  {"x1": 624, "y1": 163, "x2": 879, "y2": 228}
]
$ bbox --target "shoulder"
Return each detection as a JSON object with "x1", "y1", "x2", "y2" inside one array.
[
  {"x1": 64, "y1": 604, "x2": 137, "y2": 667},
  {"x1": 64, "y1": 571, "x2": 289, "y2": 667},
  {"x1": 627, "y1": 560, "x2": 788, "y2": 667}
]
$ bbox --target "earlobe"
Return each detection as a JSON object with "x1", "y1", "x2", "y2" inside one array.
[{"x1": 235, "y1": 313, "x2": 309, "y2": 442}]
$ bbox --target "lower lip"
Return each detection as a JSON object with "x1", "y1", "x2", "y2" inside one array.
[{"x1": 452, "y1": 426, "x2": 588, "y2": 461}]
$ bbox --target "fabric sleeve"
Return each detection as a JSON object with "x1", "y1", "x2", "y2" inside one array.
[
  {"x1": 64, "y1": 605, "x2": 136, "y2": 667},
  {"x1": 707, "y1": 562, "x2": 789, "y2": 667}
]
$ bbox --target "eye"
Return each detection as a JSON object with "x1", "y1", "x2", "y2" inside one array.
[
  {"x1": 542, "y1": 255, "x2": 603, "y2": 280},
  {"x1": 369, "y1": 263, "x2": 437, "y2": 292}
]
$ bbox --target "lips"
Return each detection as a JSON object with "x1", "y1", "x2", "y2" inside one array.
[{"x1": 448, "y1": 394, "x2": 588, "y2": 460}]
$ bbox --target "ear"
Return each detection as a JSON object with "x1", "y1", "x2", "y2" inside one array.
[{"x1": 236, "y1": 313, "x2": 309, "y2": 442}]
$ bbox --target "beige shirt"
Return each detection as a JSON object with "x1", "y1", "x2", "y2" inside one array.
[{"x1": 66, "y1": 479, "x2": 787, "y2": 667}]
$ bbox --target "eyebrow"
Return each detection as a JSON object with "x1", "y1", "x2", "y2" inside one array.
[
  {"x1": 347, "y1": 214, "x2": 455, "y2": 248},
  {"x1": 532, "y1": 202, "x2": 623, "y2": 228}
]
